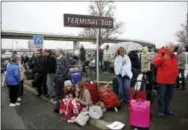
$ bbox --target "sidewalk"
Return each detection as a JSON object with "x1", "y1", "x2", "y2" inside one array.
[{"x1": 24, "y1": 80, "x2": 188, "y2": 130}]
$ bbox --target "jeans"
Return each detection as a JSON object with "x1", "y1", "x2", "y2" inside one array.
[
  {"x1": 116, "y1": 75, "x2": 131, "y2": 103},
  {"x1": 176, "y1": 69, "x2": 185, "y2": 89},
  {"x1": 157, "y1": 84, "x2": 174, "y2": 114},
  {"x1": 47, "y1": 73, "x2": 55, "y2": 97}
]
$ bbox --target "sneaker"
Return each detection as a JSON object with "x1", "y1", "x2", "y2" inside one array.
[
  {"x1": 17, "y1": 97, "x2": 22, "y2": 102},
  {"x1": 9, "y1": 103, "x2": 16, "y2": 107},
  {"x1": 15, "y1": 102, "x2": 20, "y2": 106},
  {"x1": 165, "y1": 111, "x2": 175, "y2": 116}
]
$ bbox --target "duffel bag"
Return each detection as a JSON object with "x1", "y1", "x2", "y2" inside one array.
[
  {"x1": 71, "y1": 72, "x2": 82, "y2": 84},
  {"x1": 98, "y1": 87, "x2": 120, "y2": 109}
]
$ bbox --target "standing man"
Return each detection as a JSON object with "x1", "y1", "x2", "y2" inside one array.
[
  {"x1": 176, "y1": 45, "x2": 186, "y2": 90},
  {"x1": 54, "y1": 49, "x2": 70, "y2": 113},
  {"x1": 32, "y1": 49, "x2": 48, "y2": 97},
  {"x1": 79, "y1": 45, "x2": 86, "y2": 72},
  {"x1": 45, "y1": 49, "x2": 56, "y2": 98},
  {"x1": 153, "y1": 42, "x2": 179, "y2": 117},
  {"x1": 103, "y1": 45, "x2": 111, "y2": 74}
]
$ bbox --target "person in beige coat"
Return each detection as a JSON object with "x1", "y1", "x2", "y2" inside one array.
[
  {"x1": 17, "y1": 59, "x2": 25, "y2": 101},
  {"x1": 75, "y1": 83, "x2": 92, "y2": 106},
  {"x1": 141, "y1": 46, "x2": 151, "y2": 73},
  {"x1": 176, "y1": 45, "x2": 186, "y2": 90}
]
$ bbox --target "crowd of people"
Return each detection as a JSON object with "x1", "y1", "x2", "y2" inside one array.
[{"x1": 4, "y1": 42, "x2": 187, "y2": 125}]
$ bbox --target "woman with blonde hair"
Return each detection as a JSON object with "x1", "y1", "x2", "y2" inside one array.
[
  {"x1": 114, "y1": 47, "x2": 133, "y2": 104},
  {"x1": 75, "y1": 82, "x2": 92, "y2": 107}
]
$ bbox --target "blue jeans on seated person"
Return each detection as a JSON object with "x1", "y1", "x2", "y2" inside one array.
[
  {"x1": 157, "y1": 84, "x2": 174, "y2": 115},
  {"x1": 116, "y1": 75, "x2": 131, "y2": 104}
]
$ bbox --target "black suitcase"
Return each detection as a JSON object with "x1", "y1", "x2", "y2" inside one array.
[{"x1": 112, "y1": 77, "x2": 119, "y2": 95}]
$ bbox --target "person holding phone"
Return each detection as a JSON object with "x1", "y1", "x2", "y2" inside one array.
[
  {"x1": 153, "y1": 42, "x2": 179, "y2": 117},
  {"x1": 114, "y1": 47, "x2": 133, "y2": 104}
]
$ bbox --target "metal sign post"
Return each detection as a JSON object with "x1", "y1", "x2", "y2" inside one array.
[
  {"x1": 64, "y1": 13, "x2": 113, "y2": 82},
  {"x1": 96, "y1": 29, "x2": 100, "y2": 82}
]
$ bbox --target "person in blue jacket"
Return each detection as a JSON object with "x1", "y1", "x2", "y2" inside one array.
[{"x1": 5, "y1": 54, "x2": 21, "y2": 107}]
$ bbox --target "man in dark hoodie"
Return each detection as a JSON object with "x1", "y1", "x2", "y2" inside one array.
[
  {"x1": 128, "y1": 50, "x2": 141, "y2": 87},
  {"x1": 45, "y1": 49, "x2": 56, "y2": 98},
  {"x1": 32, "y1": 49, "x2": 48, "y2": 97},
  {"x1": 79, "y1": 45, "x2": 86, "y2": 72},
  {"x1": 176, "y1": 45, "x2": 186, "y2": 90}
]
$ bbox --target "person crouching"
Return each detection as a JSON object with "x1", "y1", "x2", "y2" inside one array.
[{"x1": 5, "y1": 54, "x2": 21, "y2": 107}]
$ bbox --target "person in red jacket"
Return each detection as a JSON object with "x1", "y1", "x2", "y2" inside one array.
[{"x1": 153, "y1": 42, "x2": 179, "y2": 117}]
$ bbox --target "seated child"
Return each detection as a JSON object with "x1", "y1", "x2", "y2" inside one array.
[{"x1": 64, "y1": 80, "x2": 75, "y2": 98}]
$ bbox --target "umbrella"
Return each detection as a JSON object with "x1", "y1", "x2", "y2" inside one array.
[{"x1": 108, "y1": 42, "x2": 143, "y2": 54}]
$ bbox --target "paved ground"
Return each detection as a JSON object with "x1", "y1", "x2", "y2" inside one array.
[
  {"x1": 102, "y1": 88, "x2": 188, "y2": 130},
  {"x1": 1, "y1": 86, "x2": 96, "y2": 130}
]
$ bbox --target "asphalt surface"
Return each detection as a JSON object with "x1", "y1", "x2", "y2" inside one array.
[{"x1": 1, "y1": 86, "x2": 96, "y2": 130}]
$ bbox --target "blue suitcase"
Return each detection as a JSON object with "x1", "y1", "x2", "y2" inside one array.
[{"x1": 71, "y1": 72, "x2": 82, "y2": 84}]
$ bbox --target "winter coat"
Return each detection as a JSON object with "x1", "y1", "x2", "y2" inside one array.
[
  {"x1": 32, "y1": 56, "x2": 47, "y2": 74},
  {"x1": 79, "y1": 47, "x2": 86, "y2": 62},
  {"x1": 177, "y1": 45, "x2": 186, "y2": 69},
  {"x1": 114, "y1": 54, "x2": 133, "y2": 79},
  {"x1": 46, "y1": 54, "x2": 56, "y2": 74},
  {"x1": 128, "y1": 51, "x2": 141, "y2": 70},
  {"x1": 5, "y1": 62, "x2": 20, "y2": 85},
  {"x1": 56, "y1": 56, "x2": 71, "y2": 81},
  {"x1": 153, "y1": 47, "x2": 179, "y2": 84},
  {"x1": 141, "y1": 47, "x2": 151, "y2": 72},
  {"x1": 78, "y1": 89, "x2": 92, "y2": 106}
]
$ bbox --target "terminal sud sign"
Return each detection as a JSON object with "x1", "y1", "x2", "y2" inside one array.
[{"x1": 64, "y1": 14, "x2": 113, "y2": 29}]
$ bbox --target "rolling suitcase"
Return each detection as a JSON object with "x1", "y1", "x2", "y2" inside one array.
[
  {"x1": 112, "y1": 77, "x2": 119, "y2": 95},
  {"x1": 129, "y1": 99, "x2": 151, "y2": 128},
  {"x1": 84, "y1": 82, "x2": 99, "y2": 104}
]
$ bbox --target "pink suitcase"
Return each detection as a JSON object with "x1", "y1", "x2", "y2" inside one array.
[{"x1": 129, "y1": 99, "x2": 151, "y2": 128}]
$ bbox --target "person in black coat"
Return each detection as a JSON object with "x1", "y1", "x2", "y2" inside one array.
[
  {"x1": 128, "y1": 51, "x2": 141, "y2": 87},
  {"x1": 32, "y1": 49, "x2": 48, "y2": 97},
  {"x1": 79, "y1": 45, "x2": 86, "y2": 72},
  {"x1": 45, "y1": 49, "x2": 56, "y2": 98}
]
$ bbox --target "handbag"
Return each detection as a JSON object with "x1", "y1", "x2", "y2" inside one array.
[{"x1": 74, "y1": 111, "x2": 90, "y2": 126}]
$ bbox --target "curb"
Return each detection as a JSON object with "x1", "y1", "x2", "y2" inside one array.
[{"x1": 23, "y1": 83, "x2": 109, "y2": 130}]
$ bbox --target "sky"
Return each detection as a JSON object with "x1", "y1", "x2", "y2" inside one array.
[{"x1": 1, "y1": 2, "x2": 187, "y2": 49}]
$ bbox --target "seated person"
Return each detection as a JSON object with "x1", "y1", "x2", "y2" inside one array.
[
  {"x1": 75, "y1": 82, "x2": 92, "y2": 106},
  {"x1": 63, "y1": 80, "x2": 75, "y2": 98}
]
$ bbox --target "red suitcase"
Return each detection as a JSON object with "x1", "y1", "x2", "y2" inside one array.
[{"x1": 84, "y1": 82, "x2": 99, "y2": 104}]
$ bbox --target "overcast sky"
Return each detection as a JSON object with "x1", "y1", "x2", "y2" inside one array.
[{"x1": 2, "y1": 2, "x2": 187, "y2": 49}]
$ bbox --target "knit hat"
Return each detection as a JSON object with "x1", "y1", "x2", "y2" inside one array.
[{"x1": 64, "y1": 80, "x2": 72, "y2": 87}]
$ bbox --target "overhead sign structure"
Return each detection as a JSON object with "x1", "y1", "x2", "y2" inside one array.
[
  {"x1": 64, "y1": 14, "x2": 113, "y2": 29},
  {"x1": 64, "y1": 13, "x2": 113, "y2": 82},
  {"x1": 33, "y1": 35, "x2": 44, "y2": 48}
]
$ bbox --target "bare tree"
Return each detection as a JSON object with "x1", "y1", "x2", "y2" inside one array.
[
  {"x1": 176, "y1": 14, "x2": 188, "y2": 46},
  {"x1": 79, "y1": 1, "x2": 124, "y2": 45}
]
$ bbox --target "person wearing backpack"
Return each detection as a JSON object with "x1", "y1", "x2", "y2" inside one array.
[
  {"x1": 153, "y1": 42, "x2": 179, "y2": 117},
  {"x1": 114, "y1": 47, "x2": 133, "y2": 104}
]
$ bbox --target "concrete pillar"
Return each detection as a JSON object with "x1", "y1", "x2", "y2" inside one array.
[{"x1": 73, "y1": 41, "x2": 80, "y2": 51}]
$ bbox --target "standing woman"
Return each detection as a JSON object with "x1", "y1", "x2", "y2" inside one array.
[
  {"x1": 5, "y1": 54, "x2": 21, "y2": 107},
  {"x1": 114, "y1": 47, "x2": 133, "y2": 104},
  {"x1": 17, "y1": 57, "x2": 24, "y2": 101}
]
